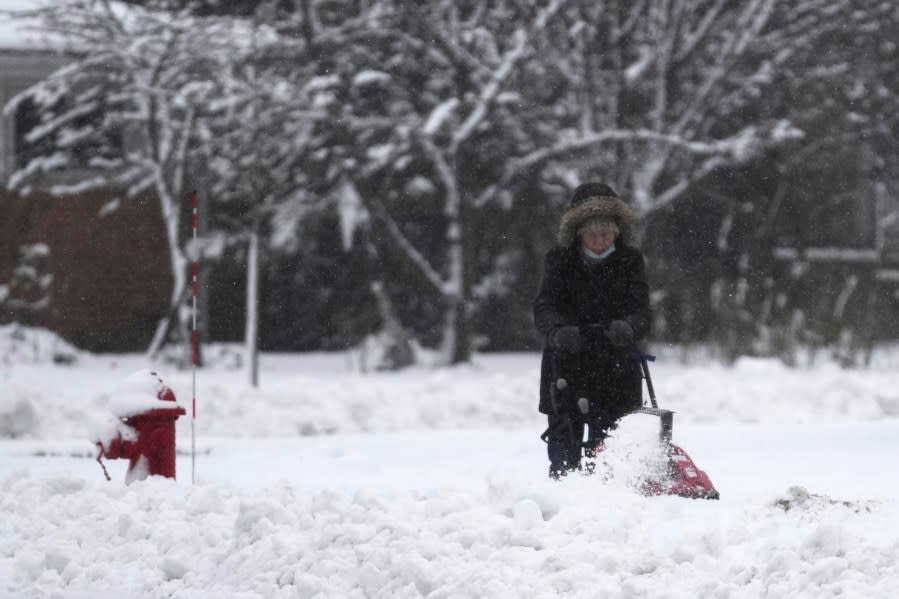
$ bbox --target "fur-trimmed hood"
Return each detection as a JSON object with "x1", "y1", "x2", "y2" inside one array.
[{"x1": 557, "y1": 195, "x2": 635, "y2": 247}]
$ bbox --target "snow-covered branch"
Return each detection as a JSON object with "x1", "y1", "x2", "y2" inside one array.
[
  {"x1": 612, "y1": 0, "x2": 649, "y2": 43},
  {"x1": 410, "y1": 18, "x2": 494, "y2": 82},
  {"x1": 505, "y1": 127, "x2": 772, "y2": 182},
  {"x1": 368, "y1": 196, "x2": 447, "y2": 294},
  {"x1": 449, "y1": 29, "x2": 528, "y2": 153},
  {"x1": 670, "y1": 0, "x2": 773, "y2": 136},
  {"x1": 449, "y1": 0, "x2": 566, "y2": 152},
  {"x1": 648, "y1": 155, "x2": 730, "y2": 216},
  {"x1": 673, "y1": 0, "x2": 727, "y2": 64}
]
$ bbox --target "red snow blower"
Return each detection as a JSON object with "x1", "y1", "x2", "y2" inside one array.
[{"x1": 541, "y1": 349, "x2": 719, "y2": 500}]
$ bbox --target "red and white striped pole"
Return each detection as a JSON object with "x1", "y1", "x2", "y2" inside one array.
[{"x1": 190, "y1": 191, "x2": 199, "y2": 484}]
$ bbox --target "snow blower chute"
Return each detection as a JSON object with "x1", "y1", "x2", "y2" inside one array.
[{"x1": 631, "y1": 354, "x2": 719, "y2": 499}]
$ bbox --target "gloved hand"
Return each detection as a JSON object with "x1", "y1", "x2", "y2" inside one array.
[
  {"x1": 605, "y1": 319, "x2": 634, "y2": 348},
  {"x1": 549, "y1": 325, "x2": 580, "y2": 353}
]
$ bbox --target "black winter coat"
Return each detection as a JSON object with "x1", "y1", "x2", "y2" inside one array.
[{"x1": 533, "y1": 243, "x2": 651, "y2": 416}]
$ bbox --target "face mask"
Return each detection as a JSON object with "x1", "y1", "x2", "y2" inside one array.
[{"x1": 582, "y1": 243, "x2": 616, "y2": 261}]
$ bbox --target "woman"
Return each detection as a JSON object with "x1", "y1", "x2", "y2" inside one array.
[{"x1": 533, "y1": 182, "x2": 651, "y2": 478}]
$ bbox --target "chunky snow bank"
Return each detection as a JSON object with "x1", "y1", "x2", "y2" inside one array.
[
  {"x1": 2, "y1": 336, "x2": 898, "y2": 597},
  {"x1": 2, "y1": 469, "x2": 896, "y2": 598},
  {"x1": 3, "y1": 395, "x2": 898, "y2": 597}
]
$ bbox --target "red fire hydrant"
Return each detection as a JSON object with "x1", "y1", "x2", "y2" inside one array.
[{"x1": 95, "y1": 370, "x2": 186, "y2": 484}]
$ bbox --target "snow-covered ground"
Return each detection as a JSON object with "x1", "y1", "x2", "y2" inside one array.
[{"x1": 2, "y1": 326, "x2": 899, "y2": 598}]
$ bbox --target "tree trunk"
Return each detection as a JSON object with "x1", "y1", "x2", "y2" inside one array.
[
  {"x1": 245, "y1": 223, "x2": 260, "y2": 387},
  {"x1": 146, "y1": 188, "x2": 187, "y2": 361},
  {"x1": 441, "y1": 179, "x2": 471, "y2": 365},
  {"x1": 449, "y1": 296, "x2": 471, "y2": 364},
  {"x1": 370, "y1": 281, "x2": 415, "y2": 370}
]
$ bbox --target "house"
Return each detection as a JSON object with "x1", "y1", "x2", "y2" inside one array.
[
  {"x1": 0, "y1": 2, "x2": 69, "y2": 182},
  {"x1": 1, "y1": 5, "x2": 171, "y2": 352}
]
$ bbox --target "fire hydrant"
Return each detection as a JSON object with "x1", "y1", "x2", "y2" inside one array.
[{"x1": 95, "y1": 370, "x2": 186, "y2": 484}]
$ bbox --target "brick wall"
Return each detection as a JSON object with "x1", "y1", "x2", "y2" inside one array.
[{"x1": 1, "y1": 189, "x2": 171, "y2": 352}]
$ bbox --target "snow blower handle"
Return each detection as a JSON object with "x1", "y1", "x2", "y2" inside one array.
[
  {"x1": 634, "y1": 353, "x2": 673, "y2": 444},
  {"x1": 638, "y1": 353, "x2": 657, "y2": 409}
]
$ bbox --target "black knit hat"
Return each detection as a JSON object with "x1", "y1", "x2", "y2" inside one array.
[{"x1": 570, "y1": 182, "x2": 618, "y2": 207}]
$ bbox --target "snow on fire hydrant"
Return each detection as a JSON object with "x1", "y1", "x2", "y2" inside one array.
[{"x1": 94, "y1": 370, "x2": 186, "y2": 484}]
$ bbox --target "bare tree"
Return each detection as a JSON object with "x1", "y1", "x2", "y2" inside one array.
[
  {"x1": 322, "y1": 0, "x2": 861, "y2": 363},
  {"x1": 199, "y1": 12, "x2": 328, "y2": 384},
  {"x1": 4, "y1": 0, "x2": 227, "y2": 361},
  {"x1": 303, "y1": 0, "x2": 568, "y2": 364},
  {"x1": 486, "y1": 0, "x2": 857, "y2": 220}
]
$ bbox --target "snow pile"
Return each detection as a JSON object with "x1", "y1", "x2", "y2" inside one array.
[
  {"x1": 191, "y1": 361, "x2": 543, "y2": 438},
  {"x1": 0, "y1": 326, "x2": 83, "y2": 438},
  {"x1": 0, "y1": 395, "x2": 37, "y2": 439},
  {"x1": 646, "y1": 355, "x2": 899, "y2": 423},
  {"x1": 0, "y1": 324, "x2": 80, "y2": 367},
  {"x1": 1, "y1": 349, "x2": 897, "y2": 598},
  {"x1": 3, "y1": 349, "x2": 899, "y2": 440},
  {"x1": 2, "y1": 470, "x2": 896, "y2": 598},
  {"x1": 2, "y1": 353, "x2": 546, "y2": 440}
]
